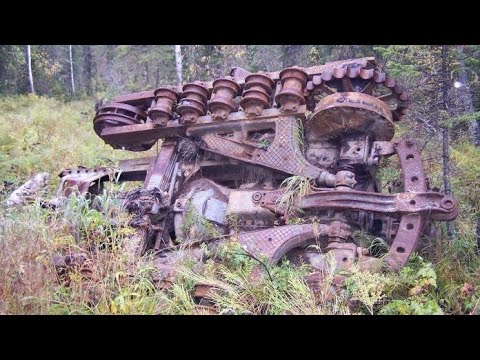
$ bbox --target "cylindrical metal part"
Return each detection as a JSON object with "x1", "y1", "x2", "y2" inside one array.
[
  {"x1": 275, "y1": 67, "x2": 308, "y2": 112},
  {"x1": 240, "y1": 73, "x2": 274, "y2": 117},
  {"x1": 177, "y1": 83, "x2": 209, "y2": 124},
  {"x1": 208, "y1": 78, "x2": 240, "y2": 120},
  {"x1": 148, "y1": 88, "x2": 179, "y2": 125},
  {"x1": 335, "y1": 169, "x2": 357, "y2": 190},
  {"x1": 93, "y1": 102, "x2": 146, "y2": 137}
]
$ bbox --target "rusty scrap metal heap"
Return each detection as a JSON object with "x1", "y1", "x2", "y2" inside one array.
[{"x1": 60, "y1": 57, "x2": 458, "y2": 285}]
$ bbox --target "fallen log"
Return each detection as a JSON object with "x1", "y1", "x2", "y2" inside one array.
[{"x1": 3, "y1": 172, "x2": 49, "y2": 207}]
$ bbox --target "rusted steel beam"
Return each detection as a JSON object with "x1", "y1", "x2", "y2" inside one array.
[
  {"x1": 117, "y1": 156, "x2": 156, "y2": 181},
  {"x1": 383, "y1": 139, "x2": 428, "y2": 268},
  {"x1": 144, "y1": 144, "x2": 177, "y2": 191},
  {"x1": 100, "y1": 106, "x2": 308, "y2": 146},
  {"x1": 100, "y1": 123, "x2": 187, "y2": 146},
  {"x1": 188, "y1": 115, "x2": 336, "y2": 184},
  {"x1": 118, "y1": 157, "x2": 156, "y2": 173},
  {"x1": 292, "y1": 191, "x2": 456, "y2": 220}
]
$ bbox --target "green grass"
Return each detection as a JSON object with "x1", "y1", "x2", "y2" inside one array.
[
  {"x1": 277, "y1": 175, "x2": 312, "y2": 217},
  {"x1": 0, "y1": 94, "x2": 156, "y2": 192},
  {"x1": 1, "y1": 95, "x2": 480, "y2": 315}
]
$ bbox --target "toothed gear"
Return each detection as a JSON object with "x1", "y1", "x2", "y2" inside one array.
[{"x1": 305, "y1": 62, "x2": 409, "y2": 121}]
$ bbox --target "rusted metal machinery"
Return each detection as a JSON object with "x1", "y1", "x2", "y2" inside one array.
[{"x1": 59, "y1": 57, "x2": 458, "y2": 280}]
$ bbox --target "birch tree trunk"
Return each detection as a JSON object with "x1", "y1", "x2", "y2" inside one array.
[
  {"x1": 27, "y1": 45, "x2": 35, "y2": 94},
  {"x1": 69, "y1": 45, "x2": 75, "y2": 94},
  {"x1": 175, "y1": 45, "x2": 182, "y2": 85}
]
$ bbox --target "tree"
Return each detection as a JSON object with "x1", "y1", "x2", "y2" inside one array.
[
  {"x1": 374, "y1": 45, "x2": 460, "y2": 241},
  {"x1": 175, "y1": 45, "x2": 182, "y2": 85},
  {"x1": 281, "y1": 45, "x2": 304, "y2": 67},
  {"x1": 441, "y1": 45, "x2": 456, "y2": 240},
  {"x1": 69, "y1": 45, "x2": 75, "y2": 95},
  {"x1": 83, "y1": 45, "x2": 93, "y2": 96},
  {"x1": 455, "y1": 46, "x2": 480, "y2": 146},
  {"x1": 26, "y1": 45, "x2": 34, "y2": 94}
]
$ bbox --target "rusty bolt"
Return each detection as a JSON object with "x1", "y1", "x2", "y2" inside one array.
[
  {"x1": 252, "y1": 192, "x2": 263, "y2": 203},
  {"x1": 440, "y1": 196, "x2": 455, "y2": 210}
]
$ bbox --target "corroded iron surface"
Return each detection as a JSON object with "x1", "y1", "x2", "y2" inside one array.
[{"x1": 62, "y1": 57, "x2": 457, "y2": 300}]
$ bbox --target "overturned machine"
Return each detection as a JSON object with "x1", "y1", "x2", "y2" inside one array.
[{"x1": 59, "y1": 57, "x2": 458, "y2": 275}]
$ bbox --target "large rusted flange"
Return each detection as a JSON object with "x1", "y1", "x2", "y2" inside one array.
[
  {"x1": 177, "y1": 83, "x2": 209, "y2": 124},
  {"x1": 182, "y1": 83, "x2": 209, "y2": 100},
  {"x1": 307, "y1": 92, "x2": 395, "y2": 141},
  {"x1": 93, "y1": 102, "x2": 146, "y2": 137},
  {"x1": 93, "y1": 103, "x2": 156, "y2": 151},
  {"x1": 240, "y1": 90, "x2": 271, "y2": 116},
  {"x1": 177, "y1": 104, "x2": 206, "y2": 125},
  {"x1": 149, "y1": 88, "x2": 179, "y2": 125},
  {"x1": 241, "y1": 73, "x2": 274, "y2": 117},
  {"x1": 93, "y1": 102, "x2": 156, "y2": 151},
  {"x1": 208, "y1": 78, "x2": 240, "y2": 121},
  {"x1": 244, "y1": 73, "x2": 274, "y2": 93},
  {"x1": 275, "y1": 67, "x2": 308, "y2": 112}
]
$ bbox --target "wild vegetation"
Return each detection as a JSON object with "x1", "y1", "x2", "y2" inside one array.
[{"x1": 1, "y1": 45, "x2": 480, "y2": 315}]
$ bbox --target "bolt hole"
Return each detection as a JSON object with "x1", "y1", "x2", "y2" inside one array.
[
  {"x1": 342, "y1": 257, "x2": 348, "y2": 262},
  {"x1": 410, "y1": 200, "x2": 416, "y2": 205},
  {"x1": 356, "y1": 147, "x2": 361, "y2": 152},
  {"x1": 261, "y1": 202, "x2": 265, "y2": 205},
  {"x1": 406, "y1": 223, "x2": 414, "y2": 230},
  {"x1": 268, "y1": 238, "x2": 273, "y2": 242},
  {"x1": 396, "y1": 247, "x2": 405, "y2": 253},
  {"x1": 411, "y1": 176, "x2": 418, "y2": 182},
  {"x1": 406, "y1": 154, "x2": 414, "y2": 160}
]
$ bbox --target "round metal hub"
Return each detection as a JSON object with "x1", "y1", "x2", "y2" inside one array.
[
  {"x1": 93, "y1": 102, "x2": 146, "y2": 137},
  {"x1": 93, "y1": 102, "x2": 155, "y2": 151},
  {"x1": 307, "y1": 92, "x2": 395, "y2": 141}
]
